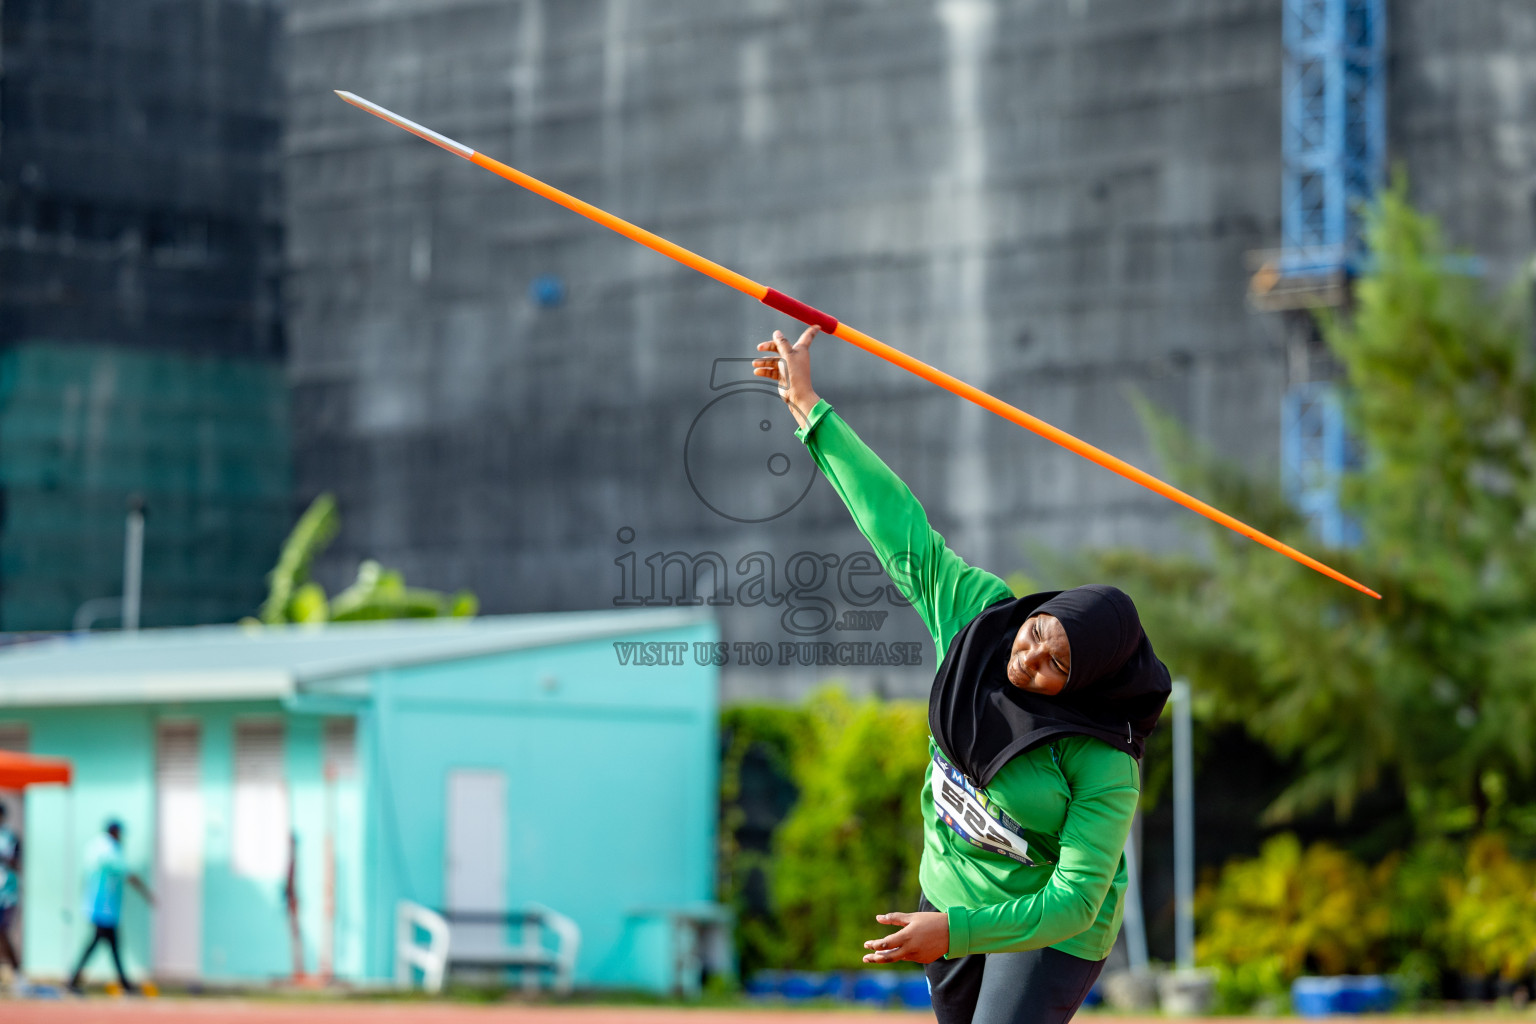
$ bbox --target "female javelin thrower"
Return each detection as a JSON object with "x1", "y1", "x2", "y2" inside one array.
[{"x1": 753, "y1": 326, "x2": 1171, "y2": 1024}]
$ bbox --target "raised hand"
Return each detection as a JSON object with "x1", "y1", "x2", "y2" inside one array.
[{"x1": 752, "y1": 325, "x2": 822, "y2": 429}]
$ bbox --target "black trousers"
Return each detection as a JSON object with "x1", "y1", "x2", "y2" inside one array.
[
  {"x1": 69, "y1": 924, "x2": 133, "y2": 991},
  {"x1": 0, "y1": 906, "x2": 18, "y2": 970},
  {"x1": 920, "y1": 895, "x2": 1106, "y2": 1024}
]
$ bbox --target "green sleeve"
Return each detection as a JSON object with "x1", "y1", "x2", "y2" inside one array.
[
  {"x1": 795, "y1": 400, "x2": 1012, "y2": 657},
  {"x1": 945, "y1": 741, "x2": 1140, "y2": 958}
]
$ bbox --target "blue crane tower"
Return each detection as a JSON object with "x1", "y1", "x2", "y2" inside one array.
[
  {"x1": 1280, "y1": 0, "x2": 1386, "y2": 279},
  {"x1": 1263, "y1": 0, "x2": 1385, "y2": 548}
]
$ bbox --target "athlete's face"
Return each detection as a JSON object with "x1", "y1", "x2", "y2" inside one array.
[{"x1": 1006, "y1": 614, "x2": 1071, "y2": 695}]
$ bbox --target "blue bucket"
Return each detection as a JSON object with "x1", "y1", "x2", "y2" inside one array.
[
  {"x1": 780, "y1": 971, "x2": 841, "y2": 1001},
  {"x1": 850, "y1": 971, "x2": 901, "y2": 1005},
  {"x1": 1338, "y1": 976, "x2": 1395, "y2": 1013},
  {"x1": 1294, "y1": 975, "x2": 1397, "y2": 1016},
  {"x1": 1293, "y1": 976, "x2": 1345, "y2": 1017},
  {"x1": 897, "y1": 975, "x2": 933, "y2": 1009}
]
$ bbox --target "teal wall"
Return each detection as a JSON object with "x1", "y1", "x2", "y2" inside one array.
[
  {"x1": 3, "y1": 701, "x2": 365, "y2": 984},
  {"x1": 0, "y1": 342, "x2": 290, "y2": 631},
  {"x1": 362, "y1": 621, "x2": 720, "y2": 989},
  {"x1": 15, "y1": 705, "x2": 157, "y2": 982}
]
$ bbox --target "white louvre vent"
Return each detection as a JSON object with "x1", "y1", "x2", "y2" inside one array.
[{"x1": 232, "y1": 720, "x2": 288, "y2": 880}]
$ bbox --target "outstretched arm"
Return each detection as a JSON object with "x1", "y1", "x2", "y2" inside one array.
[{"x1": 753, "y1": 328, "x2": 1012, "y2": 656}]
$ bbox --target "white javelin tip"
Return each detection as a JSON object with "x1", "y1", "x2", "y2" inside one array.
[{"x1": 334, "y1": 90, "x2": 476, "y2": 159}]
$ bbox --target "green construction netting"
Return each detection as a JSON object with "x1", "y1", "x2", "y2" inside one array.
[{"x1": 0, "y1": 342, "x2": 290, "y2": 631}]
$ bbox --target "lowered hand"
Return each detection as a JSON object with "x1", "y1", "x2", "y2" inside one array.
[{"x1": 862, "y1": 910, "x2": 949, "y2": 964}]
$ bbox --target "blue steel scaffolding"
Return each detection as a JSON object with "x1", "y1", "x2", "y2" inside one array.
[
  {"x1": 1280, "y1": 0, "x2": 1386, "y2": 277},
  {"x1": 1275, "y1": 0, "x2": 1382, "y2": 546},
  {"x1": 1281, "y1": 382, "x2": 1361, "y2": 549}
]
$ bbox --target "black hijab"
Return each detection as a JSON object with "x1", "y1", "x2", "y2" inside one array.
[{"x1": 928, "y1": 585, "x2": 1171, "y2": 786}]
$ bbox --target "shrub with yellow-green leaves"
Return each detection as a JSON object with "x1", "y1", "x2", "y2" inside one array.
[
  {"x1": 1197, "y1": 835, "x2": 1394, "y2": 1010},
  {"x1": 1198, "y1": 832, "x2": 1536, "y2": 1010},
  {"x1": 1442, "y1": 833, "x2": 1536, "y2": 979}
]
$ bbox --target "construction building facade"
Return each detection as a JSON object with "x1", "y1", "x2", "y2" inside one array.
[{"x1": 3, "y1": 1, "x2": 1534, "y2": 699}]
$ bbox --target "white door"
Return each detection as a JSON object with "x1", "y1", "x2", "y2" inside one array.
[
  {"x1": 154, "y1": 723, "x2": 204, "y2": 978},
  {"x1": 445, "y1": 770, "x2": 507, "y2": 959}
]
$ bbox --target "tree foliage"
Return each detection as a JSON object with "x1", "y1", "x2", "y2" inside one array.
[
  {"x1": 1086, "y1": 180, "x2": 1536, "y2": 836},
  {"x1": 254, "y1": 493, "x2": 478, "y2": 624},
  {"x1": 258, "y1": 492, "x2": 340, "y2": 624}
]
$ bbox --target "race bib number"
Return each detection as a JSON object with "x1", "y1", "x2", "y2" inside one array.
[{"x1": 931, "y1": 750, "x2": 1040, "y2": 866}]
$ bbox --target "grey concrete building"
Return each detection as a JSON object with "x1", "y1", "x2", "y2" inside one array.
[
  {"x1": 283, "y1": 0, "x2": 1536, "y2": 701},
  {"x1": 0, "y1": 0, "x2": 291, "y2": 630}
]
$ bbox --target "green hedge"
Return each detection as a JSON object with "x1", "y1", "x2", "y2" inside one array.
[{"x1": 720, "y1": 687, "x2": 929, "y2": 973}]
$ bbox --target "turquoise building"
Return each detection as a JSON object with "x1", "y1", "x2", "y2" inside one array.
[{"x1": 0, "y1": 611, "x2": 719, "y2": 991}]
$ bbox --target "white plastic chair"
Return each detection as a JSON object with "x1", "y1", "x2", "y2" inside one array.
[
  {"x1": 395, "y1": 900, "x2": 450, "y2": 993},
  {"x1": 523, "y1": 902, "x2": 581, "y2": 995}
]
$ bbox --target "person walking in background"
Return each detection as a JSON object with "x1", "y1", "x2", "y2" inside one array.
[
  {"x1": 0, "y1": 803, "x2": 21, "y2": 985},
  {"x1": 68, "y1": 820, "x2": 154, "y2": 995}
]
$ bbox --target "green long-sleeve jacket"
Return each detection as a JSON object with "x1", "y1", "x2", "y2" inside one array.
[{"x1": 794, "y1": 399, "x2": 1140, "y2": 961}]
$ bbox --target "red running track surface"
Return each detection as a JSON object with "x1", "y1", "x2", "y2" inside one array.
[
  {"x1": 1, "y1": 1001, "x2": 934, "y2": 1024},
  {"x1": 10, "y1": 1002, "x2": 1498, "y2": 1024}
]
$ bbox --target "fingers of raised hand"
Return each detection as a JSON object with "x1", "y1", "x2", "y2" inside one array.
[
  {"x1": 751, "y1": 356, "x2": 786, "y2": 387},
  {"x1": 794, "y1": 325, "x2": 821, "y2": 349}
]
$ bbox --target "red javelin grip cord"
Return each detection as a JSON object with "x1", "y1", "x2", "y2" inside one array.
[{"x1": 761, "y1": 289, "x2": 840, "y2": 334}]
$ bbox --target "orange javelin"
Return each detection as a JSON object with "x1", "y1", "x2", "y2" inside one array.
[{"x1": 336, "y1": 90, "x2": 1380, "y2": 600}]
